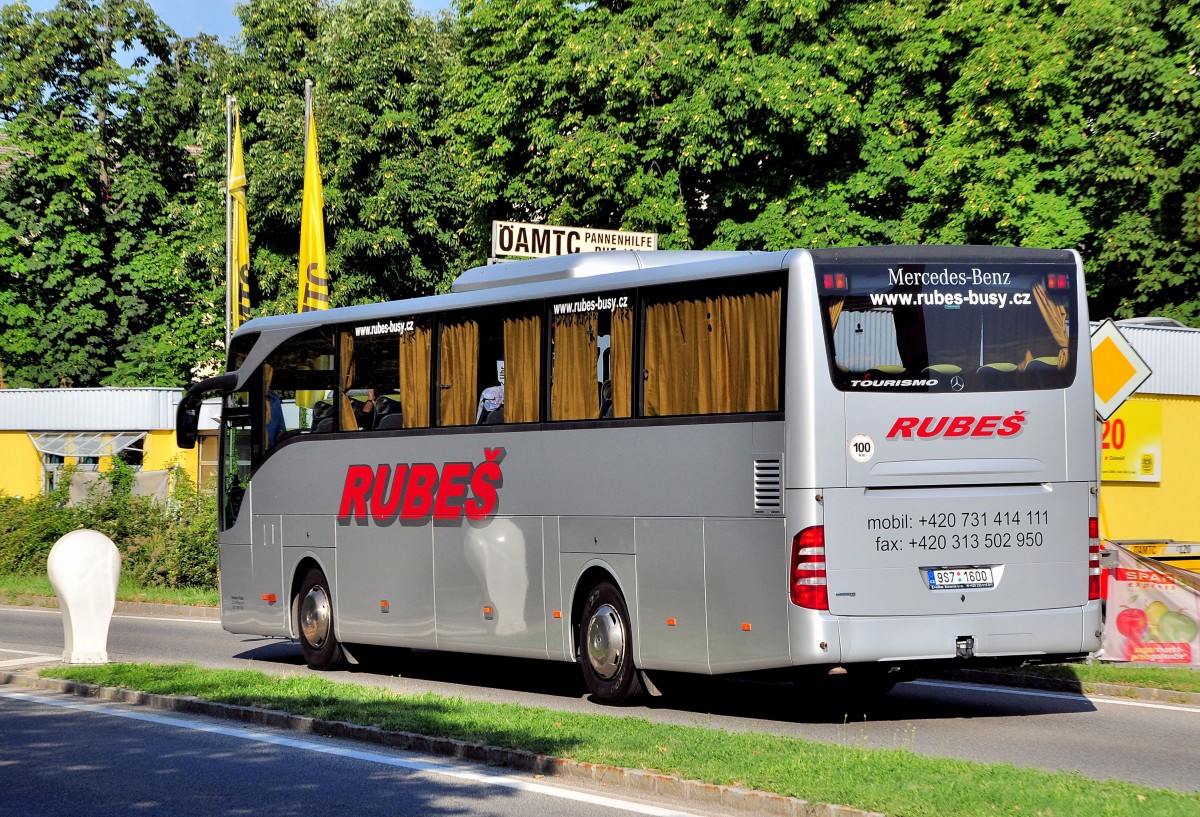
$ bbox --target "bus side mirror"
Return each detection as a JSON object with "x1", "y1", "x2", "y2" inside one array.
[{"x1": 176, "y1": 373, "x2": 239, "y2": 449}]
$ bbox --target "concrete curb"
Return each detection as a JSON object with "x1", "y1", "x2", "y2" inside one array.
[
  {"x1": 0, "y1": 671, "x2": 883, "y2": 817},
  {"x1": 112, "y1": 601, "x2": 221, "y2": 620},
  {"x1": 1, "y1": 598, "x2": 221, "y2": 620}
]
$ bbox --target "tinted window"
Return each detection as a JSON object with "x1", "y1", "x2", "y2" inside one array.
[{"x1": 821, "y1": 262, "x2": 1078, "y2": 393}]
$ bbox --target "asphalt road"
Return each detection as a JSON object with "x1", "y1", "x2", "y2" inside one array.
[
  {"x1": 0, "y1": 687, "x2": 714, "y2": 817},
  {"x1": 3, "y1": 605, "x2": 1199, "y2": 793}
]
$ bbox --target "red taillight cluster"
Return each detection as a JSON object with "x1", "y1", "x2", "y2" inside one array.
[
  {"x1": 1046, "y1": 273, "x2": 1071, "y2": 290},
  {"x1": 790, "y1": 526, "x2": 828, "y2": 610},
  {"x1": 822, "y1": 273, "x2": 848, "y2": 291},
  {"x1": 1088, "y1": 516, "x2": 1102, "y2": 601}
]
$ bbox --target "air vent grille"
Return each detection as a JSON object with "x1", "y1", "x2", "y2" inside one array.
[{"x1": 753, "y1": 456, "x2": 783, "y2": 514}]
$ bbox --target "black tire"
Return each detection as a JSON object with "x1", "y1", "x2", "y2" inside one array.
[
  {"x1": 296, "y1": 566, "x2": 343, "y2": 670},
  {"x1": 577, "y1": 580, "x2": 643, "y2": 705}
]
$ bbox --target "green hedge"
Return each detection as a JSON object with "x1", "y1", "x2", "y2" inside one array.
[{"x1": 0, "y1": 462, "x2": 218, "y2": 590}]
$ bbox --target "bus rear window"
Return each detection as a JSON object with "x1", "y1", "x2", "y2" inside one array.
[{"x1": 820, "y1": 262, "x2": 1078, "y2": 392}]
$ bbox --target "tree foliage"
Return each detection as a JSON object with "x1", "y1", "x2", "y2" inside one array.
[
  {"x1": 0, "y1": 0, "x2": 221, "y2": 387},
  {"x1": 0, "y1": 0, "x2": 1198, "y2": 389},
  {"x1": 201, "y1": 0, "x2": 468, "y2": 324}
]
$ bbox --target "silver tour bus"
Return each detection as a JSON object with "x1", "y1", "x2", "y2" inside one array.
[{"x1": 177, "y1": 245, "x2": 1102, "y2": 704}]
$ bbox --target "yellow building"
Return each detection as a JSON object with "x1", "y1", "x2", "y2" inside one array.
[
  {"x1": 0, "y1": 388, "x2": 218, "y2": 499},
  {"x1": 1099, "y1": 319, "x2": 1200, "y2": 569}
]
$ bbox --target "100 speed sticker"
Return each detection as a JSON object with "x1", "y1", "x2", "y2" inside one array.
[{"x1": 849, "y1": 434, "x2": 875, "y2": 463}]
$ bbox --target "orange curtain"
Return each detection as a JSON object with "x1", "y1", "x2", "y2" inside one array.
[
  {"x1": 338, "y1": 332, "x2": 358, "y2": 431},
  {"x1": 644, "y1": 300, "x2": 699, "y2": 416},
  {"x1": 399, "y1": 325, "x2": 431, "y2": 428},
  {"x1": 504, "y1": 313, "x2": 541, "y2": 423},
  {"x1": 644, "y1": 287, "x2": 781, "y2": 416},
  {"x1": 1032, "y1": 283, "x2": 1070, "y2": 368},
  {"x1": 828, "y1": 298, "x2": 844, "y2": 330},
  {"x1": 551, "y1": 313, "x2": 597, "y2": 420},
  {"x1": 262, "y1": 362, "x2": 275, "y2": 447},
  {"x1": 610, "y1": 306, "x2": 633, "y2": 418},
  {"x1": 725, "y1": 288, "x2": 781, "y2": 412},
  {"x1": 439, "y1": 319, "x2": 478, "y2": 426}
]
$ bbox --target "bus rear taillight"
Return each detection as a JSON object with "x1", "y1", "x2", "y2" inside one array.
[
  {"x1": 1088, "y1": 517, "x2": 1102, "y2": 601},
  {"x1": 821, "y1": 273, "x2": 848, "y2": 292},
  {"x1": 790, "y1": 526, "x2": 828, "y2": 610},
  {"x1": 1046, "y1": 273, "x2": 1071, "y2": 290}
]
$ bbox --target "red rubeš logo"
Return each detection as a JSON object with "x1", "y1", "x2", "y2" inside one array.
[
  {"x1": 338, "y1": 448, "x2": 505, "y2": 523},
  {"x1": 886, "y1": 411, "x2": 1028, "y2": 440}
]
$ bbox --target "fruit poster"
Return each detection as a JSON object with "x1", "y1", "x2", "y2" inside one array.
[{"x1": 1103, "y1": 545, "x2": 1200, "y2": 665}]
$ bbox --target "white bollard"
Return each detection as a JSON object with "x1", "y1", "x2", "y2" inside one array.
[{"x1": 47, "y1": 529, "x2": 121, "y2": 664}]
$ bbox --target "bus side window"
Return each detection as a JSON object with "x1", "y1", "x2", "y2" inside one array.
[
  {"x1": 260, "y1": 329, "x2": 337, "y2": 446},
  {"x1": 438, "y1": 307, "x2": 540, "y2": 427},
  {"x1": 338, "y1": 328, "x2": 403, "y2": 431},
  {"x1": 642, "y1": 278, "x2": 781, "y2": 417},
  {"x1": 550, "y1": 297, "x2": 631, "y2": 421}
]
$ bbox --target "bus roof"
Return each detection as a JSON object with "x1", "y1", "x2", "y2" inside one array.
[
  {"x1": 450, "y1": 250, "x2": 747, "y2": 292},
  {"x1": 233, "y1": 249, "x2": 786, "y2": 340}
]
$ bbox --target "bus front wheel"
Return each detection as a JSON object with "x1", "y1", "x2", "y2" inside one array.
[
  {"x1": 297, "y1": 567, "x2": 344, "y2": 671},
  {"x1": 578, "y1": 581, "x2": 643, "y2": 705}
]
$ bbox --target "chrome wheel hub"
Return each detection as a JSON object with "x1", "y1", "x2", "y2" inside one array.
[
  {"x1": 300, "y1": 585, "x2": 331, "y2": 649},
  {"x1": 585, "y1": 603, "x2": 624, "y2": 679}
]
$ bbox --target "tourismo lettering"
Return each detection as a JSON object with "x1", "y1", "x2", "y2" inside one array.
[
  {"x1": 886, "y1": 411, "x2": 1028, "y2": 440},
  {"x1": 338, "y1": 448, "x2": 505, "y2": 523}
]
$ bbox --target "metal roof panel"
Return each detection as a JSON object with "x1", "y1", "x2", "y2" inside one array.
[{"x1": 0, "y1": 388, "x2": 181, "y2": 431}]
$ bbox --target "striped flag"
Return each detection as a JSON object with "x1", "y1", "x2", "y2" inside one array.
[
  {"x1": 297, "y1": 104, "x2": 328, "y2": 313},
  {"x1": 229, "y1": 110, "x2": 251, "y2": 329}
]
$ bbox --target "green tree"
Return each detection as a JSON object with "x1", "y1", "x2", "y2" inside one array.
[
  {"x1": 446, "y1": 0, "x2": 1200, "y2": 327},
  {"x1": 1059, "y1": 0, "x2": 1200, "y2": 322},
  {"x1": 0, "y1": 0, "x2": 220, "y2": 387},
  {"x1": 201, "y1": 0, "x2": 468, "y2": 322}
]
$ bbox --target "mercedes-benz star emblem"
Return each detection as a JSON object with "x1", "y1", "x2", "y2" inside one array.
[{"x1": 951, "y1": 375, "x2": 966, "y2": 392}]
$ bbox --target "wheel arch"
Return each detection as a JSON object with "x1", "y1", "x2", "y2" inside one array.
[
  {"x1": 568, "y1": 562, "x2": 634, "y2": 659},
  {"x1": 289, "y1": 554, "x2": 332, "y2": 639}
]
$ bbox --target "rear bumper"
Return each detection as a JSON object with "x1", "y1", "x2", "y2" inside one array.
[{"x1": 790, "y1": 601, "x2": 1102, "y2": 665}]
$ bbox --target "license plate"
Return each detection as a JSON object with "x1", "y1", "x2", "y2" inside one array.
[{"x1": 927, "y1": 567, "x2": 994, "y2": 589}]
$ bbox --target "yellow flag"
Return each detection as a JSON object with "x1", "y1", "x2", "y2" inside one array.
[
  {"x1": 229, "y1": 111, "x2": 251, "y2": 329},
  {"x1": 297, "y1": 110, "x2": 328, "y2": 313}
]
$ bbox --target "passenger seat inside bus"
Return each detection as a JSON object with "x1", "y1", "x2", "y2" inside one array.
[
  {"x1": 1022, "y1": 356, "x2": 1062, "y2": 386},
  {"x1": 477, "y1": 385, "x2": 504, "y2": 424},
  {"x1": 1023, "y1": 356, "x2": 1061, "y2": 372},
  {"x1": 865, "y1": 364, "x2": 905, "y2": 379},
  {"x1": 312, "y1": 400, "x2": 334, "y2": 433},
  {"x1": 374, "y1": 396, "x2": 403, "y2": 430},
  {"x1": 976, "y1": 362, "x2": 1018, "y2": 385}
]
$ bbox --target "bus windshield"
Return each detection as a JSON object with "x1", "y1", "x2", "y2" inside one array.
[{"x1": 820, "y1": 260, "x2": 1078, "y2": 392}]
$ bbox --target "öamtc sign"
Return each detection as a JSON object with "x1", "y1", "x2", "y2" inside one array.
[{"x1": 491, "y1": 220, "x2": 657, "y2": 259}]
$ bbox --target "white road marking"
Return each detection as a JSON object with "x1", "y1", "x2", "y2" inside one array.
[
  {"x1": 0, "y1": 689, "x2": 701, "y2": 816},
  {"x1": 910, "y1": 679, "x2": 1200, "y2": 713},
  {"x1": 0, "y1": 654, "x2": 58, "y2": 668}
]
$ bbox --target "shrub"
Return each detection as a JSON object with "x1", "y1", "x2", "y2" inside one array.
[{"x1": 0, "y1": 466, "x2": 218, "y2": 591}]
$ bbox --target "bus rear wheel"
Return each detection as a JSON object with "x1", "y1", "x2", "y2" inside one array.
[
  {"x1": 577, "y1": 581, "x2": 643, "y2": 705},
  {"x1": 297, "y1": 567, "x2": 344, "y2": 670}
]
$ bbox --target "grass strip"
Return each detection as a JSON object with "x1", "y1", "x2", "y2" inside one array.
[
  {"x1": 41, "y1": 662, "x2": 1197, "y2": 817},
  {"x1": 0, "y1": 574, "x2": 217, "y2": 608}
]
